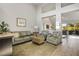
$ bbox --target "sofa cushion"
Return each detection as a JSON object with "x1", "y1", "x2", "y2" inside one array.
[
  {"x1": 12, "y1": 32, "x2": 20, "y2": 38},
  {"x1": 19, "y1": 31, "x2": 32, "y2": 37},
  {"x1": 15, "y1": 36, "x2": 30, "y2": 41}
]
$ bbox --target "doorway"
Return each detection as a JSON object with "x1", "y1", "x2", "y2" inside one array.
[{"x1": 42, "y1": 15, "x2": 56, "y2": 31}]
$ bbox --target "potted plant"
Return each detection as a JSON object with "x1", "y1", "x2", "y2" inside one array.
[{"x1": 0, "y1": 21, "x2": 9, "y2": 34}]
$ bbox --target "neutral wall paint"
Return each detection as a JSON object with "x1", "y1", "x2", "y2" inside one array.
[
  {"x1": 42, "y1": 4, "x2": 79, "y2": 17},
  {"x1": 0, "y1": 3, "x2": 36, "y2": 32},
  {"x1": 36, "y1": 5, "x2": 43, "y2": 32},
  {"x1": 0, "y1": 3, "x2": 79, "y2": 32},
  {"x1": 36, "y1": 3, "x2": 79, "y2": 31}
]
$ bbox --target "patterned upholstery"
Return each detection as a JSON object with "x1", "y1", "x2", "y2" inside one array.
[
  {"x1": 47, "y1": 30, "x2": 62, "y2": 45},
  {"x1": 32, "y1": 34, "x2": 45, "y2": 45},
  {"x1": 13, "y1": 31, "x2": 32, "y2": 45}
]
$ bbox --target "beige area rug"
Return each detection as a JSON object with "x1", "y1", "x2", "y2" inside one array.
[{"x1": 13, "y1": 42, "x2": 57, "y2": 56}]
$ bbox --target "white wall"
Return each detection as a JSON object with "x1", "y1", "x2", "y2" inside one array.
[
  {"x1": 0, "y1": 3, "x2": 79, "y2": 32},
  {"x1": 42, "y1": 4, "x2": 79, "y2": 17},
  {"x1": 36, "y1": 3, "x2": 79, "y2": 31},
  {"x1": 36, "y1": 5, "x2": 43, "y2": 32},
  {"x1": 0, "y1": 3, "x2": 36, "y2": 32},
  {"x1": 42, "y1": 17, "x2": 52, "y2": 30}
]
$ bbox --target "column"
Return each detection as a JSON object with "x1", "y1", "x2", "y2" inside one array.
[
  {"x1": 56, "y1": 3, "x2": 62, "y2": 43},
  {"x1": 56, "y1": 3, "x2": 62, "y2": 31}
]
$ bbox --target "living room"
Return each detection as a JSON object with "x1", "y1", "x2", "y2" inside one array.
[{"x1": 0, "y1": 3, "x2": 79, "y2": 56}]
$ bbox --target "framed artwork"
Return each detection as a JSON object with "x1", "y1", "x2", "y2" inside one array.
[{"x1": 16, "y1": 18, "x2": 26, "y2": 27}]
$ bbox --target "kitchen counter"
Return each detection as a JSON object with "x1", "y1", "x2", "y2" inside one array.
[
  {"x1": 0, "y1": 33, "x2": 13, "y2": 56},
  {"x1": 0, "y1": 33, "x2": 13, "y2": 38}
]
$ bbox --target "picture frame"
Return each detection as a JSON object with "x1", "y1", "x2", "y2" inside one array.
[{"x1": 16, "y1": 18, "x2": 26, "y2": 27}]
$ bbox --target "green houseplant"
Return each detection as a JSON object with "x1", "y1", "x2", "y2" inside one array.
[{"x1": 0, "y1": 21, "x2": 9, "y2": 34}]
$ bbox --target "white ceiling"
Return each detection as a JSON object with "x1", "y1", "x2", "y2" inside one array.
[
  {"x1": 41, "y1": 3, "x2": 56, "y2": 13},
  {"x1": 31, "y1": 3, "x2": 74, "y2": 7},
  {"x1": 42, "y1": 15, "x2": 56, "y2": 23},
  {"x1": 30, "y1": 3, "x2": 43, "y2": 6},
  {"x1": 61, "y1": 3, "x2": 74, "y2": 7},
  {"x1": 31, "y1": 3, "x2": 79, "y2": 24},
  {"x1": 31, "y1": 3, "x2": 74, "y2": 13}
]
